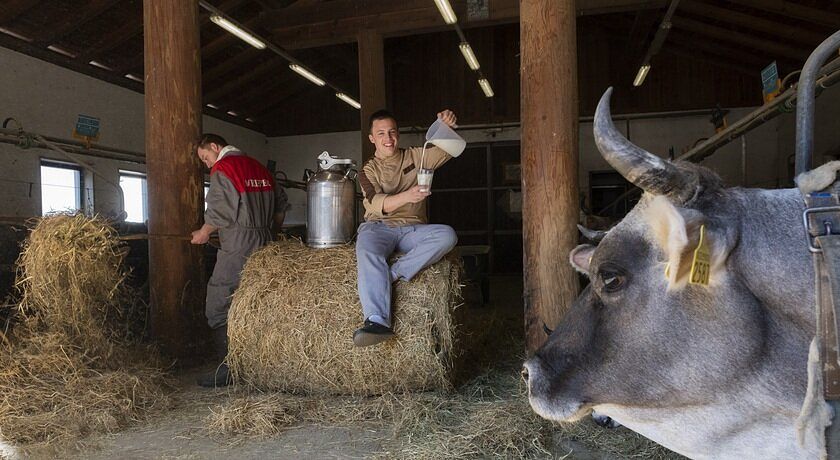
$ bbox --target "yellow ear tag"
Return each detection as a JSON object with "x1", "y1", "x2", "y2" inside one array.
[
  {"x1": 689, "y1": 225, "x2": 711, "y2": 286},
  {"x1": 664, "y1": 262, "x2": 670, "y2": 279}
]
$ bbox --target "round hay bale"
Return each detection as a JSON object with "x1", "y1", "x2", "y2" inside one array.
[
  {"x1": 228, "y1": 239, "x2": 462, "y2": 395},
  {"x1": 16, "y1": 213, "x2": 129, "y2": 355}
]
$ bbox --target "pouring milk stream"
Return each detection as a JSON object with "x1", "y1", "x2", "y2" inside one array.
[{"x1": 418, "y1": 117, "x2": 466, "y2": 192}]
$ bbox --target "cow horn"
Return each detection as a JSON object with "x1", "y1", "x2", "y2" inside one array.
[
  {"x1": 577, "y1": 224, "x2": 607, "y2": 243},
  {"x1": 594, "y1": 88, "x2": 690, "y2": 198}
]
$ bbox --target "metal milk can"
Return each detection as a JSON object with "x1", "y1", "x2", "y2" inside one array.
[{"x1": 304, "y1": 151, "x2": 357, "y2": 248}]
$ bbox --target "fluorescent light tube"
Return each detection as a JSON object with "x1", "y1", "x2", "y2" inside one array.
[
  {"x1": 336, "y1": 93, "x2": 361, "y2": 109},
  {"x1": 433, "y1": 0, "x2": 458, "y2": 24},
  {"x1": 289, "y1": 64, "x2": 326, "y2": 86},
  {"x1": 459, "y1": 42, "x2": 480, "y2": 70},
  {"x1": 210, "y1": 14, "x2": 266, "y2": 49},
  {"x1": 125, "y1": 73, "x2": 143, "y2": 82},
  {"x1": 633, "y1": 64, "x2": 651, "y2": 87},
  {"x1": 478, "y1": 78, "x2": 494, "y2": 98}
]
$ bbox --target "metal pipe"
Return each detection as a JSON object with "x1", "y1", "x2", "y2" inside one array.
[
  {"x1": 0, "y1": 127, "x2": 146, "y2": 163},
  {"x1": 796, "y1": 30, "x2": 840, "y2": 175},
  {"x1": 0, "y1": 135, "x2": 146, "y2": 164},
  {"x1": 678, "y1": 59, "x2": 840, "y2": 163},
  {"x1": 741, "y1": 135, "x2": 747, "y2": 186}
]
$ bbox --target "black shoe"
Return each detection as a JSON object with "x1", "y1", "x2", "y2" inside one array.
[
  {"x1": 197, "y1": 362, "x2": 233, "y2": 388},
  {"x1": 353, "y1": 320, "x2": 395, "y2": 347}
]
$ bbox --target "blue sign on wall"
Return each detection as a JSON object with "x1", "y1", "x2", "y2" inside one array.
[
  {"x1": 761, "y1": 62, "x2": 781, "y2": 103},
  {"x1": 74, "y1": 114, "x2": 100, "y2": 139}
]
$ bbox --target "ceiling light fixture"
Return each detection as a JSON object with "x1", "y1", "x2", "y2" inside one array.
[
  {"x1": 210, "y1": 14, "x2": 266, "y2": 49},
  {"x1": 433, "y1": 0, "x2": 458, "y2": 24},
  {"x1": 289, "y1": 64, "x2": 326, "y2": 86},
  {"x1": 478, "y1": 78, "x2": 494, "y2": 98},
  {"x1": 633, "y1": 64, "x2": 651, "y2": 87},
  {"x1": 336, "y1": 93, "x2": 361, "y2": 109},
  {"x1": 459, "y1": 42, "x2": 480, "y2": 70},
  {"x1": 47, "y1": 45, "x2": 75, "y2": 58}
]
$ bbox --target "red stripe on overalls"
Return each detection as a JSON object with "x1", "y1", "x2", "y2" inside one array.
[{"x1": 211, "y1": 155, "x2": 275, "y2": 193}]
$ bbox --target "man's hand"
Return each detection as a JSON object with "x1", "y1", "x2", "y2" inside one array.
[
  {"x1": 191, "y1": 227, "x2": 212, "y2": 244},
  {"x1": 402, "y1": 185, "x2": 431, "y2": 203},
  {"x1": 437, "y1": 110, "x2": 457, "y2": 128}
]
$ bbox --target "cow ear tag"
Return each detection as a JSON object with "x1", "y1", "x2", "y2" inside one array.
[{"x1": 689, "y1": 225, "x2": 711, "y2": 286}]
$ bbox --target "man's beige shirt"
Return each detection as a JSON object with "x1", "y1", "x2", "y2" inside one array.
[{"x1": 359, "y1": 146, "x2": 451, "y2": 226}]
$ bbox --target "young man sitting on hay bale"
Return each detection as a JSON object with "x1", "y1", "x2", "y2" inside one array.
[
  {"x1": 191, "y1": 133, "x2": 290, "y2": 387},
  {"x1": 353, "y1": 109, "x2": 460, "y2": 347}
]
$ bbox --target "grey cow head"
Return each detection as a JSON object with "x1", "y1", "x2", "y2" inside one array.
[{"x1": 524, "y1": 88, "x2": 768, "y2": 422}]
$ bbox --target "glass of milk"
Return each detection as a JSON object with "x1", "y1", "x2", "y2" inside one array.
[{"x1": 417, "y1": 168, "x2": 434, "y2": 192}]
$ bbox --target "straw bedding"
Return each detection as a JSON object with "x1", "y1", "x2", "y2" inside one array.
[
  {"x1": 0, "y1": 214, "x2": 171, "y2": 447},
  {"x1": 207, "y1": 366, "x2": 683, "y2": 459},
  {"x1": 227, "y1": 239, "x2": 462, "y2": 396}
]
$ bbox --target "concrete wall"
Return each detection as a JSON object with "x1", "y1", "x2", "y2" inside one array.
[{"x1": 0, "y1": 46, "x2": 267, "y2": 219}]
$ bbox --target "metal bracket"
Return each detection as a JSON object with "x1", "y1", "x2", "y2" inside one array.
[{"x1": 803, "y1": 206, "x2": 840, "y2": 252}]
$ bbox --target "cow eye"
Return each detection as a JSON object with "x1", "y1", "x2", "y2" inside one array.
[{"x1": 599, "y1": 270, "x2": 624, "y2": 292}]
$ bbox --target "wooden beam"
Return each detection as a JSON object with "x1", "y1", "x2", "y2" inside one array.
[
  {"x1": 0, "y1": 32, "x2": 143, "y2": 92},
  {"x1": 248, "y1": 65, "x2": 347, "y2": 117},
  {"x1": 203, "y1": 55, "x2": 286, "y2": 103},
  {"x1": 75, "y1": 18, "x2": 143, "y2": 63},
  {"x1": 221, "y1": 45, "x2": 355, "y2": 115},
  {"x1": 725, "y1": 0, "x2": 840, "y2": 30},
  {"x1": 32, "y1": 0, "x2": 122, "y2": 46},
  {"x1": 522, "y1": 0, "x2": 579, "y2": 353},
  {"x1": 680, "y1": 0, "x2": 827, "y2": 46},
  {"x1": 666, "y1": 33, "x2": 779, "y2": 70},
  {"x1": 202, "y1": 47, "x2": 262, "y2": 84},
  {"x1": 671, "y1": 15, "x2": 810, "y2": 61},
  {"x1": 144, "y1": 0, "x2": 205, "y2": 357},
  {"x1": 0, "y1": 0, "x2": 40, "y2": 25},
  {"x1": 664, "y1": 42, "x2": 759, "y2": 76},
  {"x1": 265, "y1": 0, "x2": 666, "y2": 50},
  {"x1": 358, "y1": 28, "x2": 386, "y2": 162}
]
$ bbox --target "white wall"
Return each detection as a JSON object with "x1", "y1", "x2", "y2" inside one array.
[{"x1": 0, "y1": 46, "x2": 267, "y2": 219}]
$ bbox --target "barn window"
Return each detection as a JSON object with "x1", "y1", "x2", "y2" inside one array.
[
  {"x1": 119, "y1": 171, "x2": 148, "y2": 223},
  {"x1": 40, "y1": 160, "x2": 82, "y2": 215}
]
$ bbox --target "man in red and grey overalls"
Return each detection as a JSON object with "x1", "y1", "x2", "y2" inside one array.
[{"x1": 191, "y1": 133, "x2": 289, "y2": 387}]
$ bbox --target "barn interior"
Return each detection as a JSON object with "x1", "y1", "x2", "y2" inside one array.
[{"x1": 1, "y1": 0, "x2": 840, "y2": 458}]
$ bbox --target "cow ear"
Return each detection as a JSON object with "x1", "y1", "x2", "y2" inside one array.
[
  {"x1": 644, "y1": 196, "x2": 727, "y2": 290},
  {"x1": 569, "y1": 244, "x2": 596, "y2": 275}
]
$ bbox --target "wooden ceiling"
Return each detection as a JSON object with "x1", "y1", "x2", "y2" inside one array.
[{"x1": 0, "y1": 0, "x2": 838, "y2": 137}]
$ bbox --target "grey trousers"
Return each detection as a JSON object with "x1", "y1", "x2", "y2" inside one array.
[
  {"x1": 356, "y1": 221, "x2": 458, "y2": 327},
  {"x1": 206, "y1": 228, "x2": 272, "y2": 329}
]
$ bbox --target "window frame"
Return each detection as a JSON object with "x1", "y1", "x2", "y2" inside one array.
[
  {"x1": 40, "y1": 159, "x2": 83, "y2": 215},
  {"x1": 118, "y1": 170, "x2": 149, "y2": 223}
]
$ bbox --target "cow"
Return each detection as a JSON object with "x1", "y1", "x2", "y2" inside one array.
[{"x1": 522, "y1": 88, "x2": 829, "y2": 460}]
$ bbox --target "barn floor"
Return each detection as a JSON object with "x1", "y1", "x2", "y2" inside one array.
[{"x1": 21, "y1": 275, "x2": 680, "y2": 460}]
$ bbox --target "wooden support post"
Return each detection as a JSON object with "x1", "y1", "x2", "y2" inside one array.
[
  {"x1": 521, "y1": 0, "x2": 580, "y2": 353},
  {"x1": 144, "y1": 0, "x2": 205, "y2": 357},
  {"x1": 358, "y1": 28, "x2": 386, "y2": 162}
]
